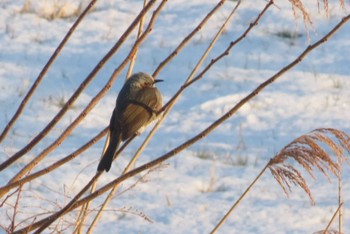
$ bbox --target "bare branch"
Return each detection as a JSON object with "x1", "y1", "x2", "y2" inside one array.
[
  {"x1": 152, "y1": 0, "x2": 226, "y2": 78},
  {"x1": 0, "y1": 0, "x2": 98, "y2": 144},
  {"x1": 0, "y1": 128, "x2": 108, "y2": 199}
]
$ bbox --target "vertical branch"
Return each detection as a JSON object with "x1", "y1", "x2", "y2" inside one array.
[
  {"x1": 9, "y1": 185, "x2": 23, "y2": 233},
  {"x1": 126, "y1": 0, "x2": 148, "y2": 80},
  {"x1": 338, "y1": 157, "x2": 343, "y2": 233},
  {"x1": 75, "y1": 1, "x2": 148, "y2": 231},
  {"x1": 74, "y1": 136, "x2": 136, "y2": 233},
  {"x1": 85, "y1": 0, "x2": 237, "y2": 231},
  {"x1": 0, "y1": 0, "x2": 98, "y2": 144}
]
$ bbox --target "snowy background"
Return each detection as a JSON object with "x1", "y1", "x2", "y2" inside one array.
[{"x1": 1, "y1": 0, "x2": 350, "y2": 233}]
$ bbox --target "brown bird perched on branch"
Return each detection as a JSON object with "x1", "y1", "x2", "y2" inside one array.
[{"x1": 97, "y1": 72, "x2": 163, "y2": 172}]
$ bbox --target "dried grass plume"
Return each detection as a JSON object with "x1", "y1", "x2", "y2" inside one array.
[{"x1": 268, "y1": 128, "x2": 350, "y2": 204}]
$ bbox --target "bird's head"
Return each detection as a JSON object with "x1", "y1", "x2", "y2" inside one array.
[{"x1": 129, "y1": 72, "x2": 163, "y2": 89}]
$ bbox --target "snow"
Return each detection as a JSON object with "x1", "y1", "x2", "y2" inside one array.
[{"x1": 0, "y1": 0, "x2": 350, "y2": 233}]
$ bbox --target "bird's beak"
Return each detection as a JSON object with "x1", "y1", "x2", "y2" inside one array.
[{"x1": 154, "y1": 79, "x2": 163, "y2": 83}]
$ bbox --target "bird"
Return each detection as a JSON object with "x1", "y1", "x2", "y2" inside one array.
[{"x1": 97, "y1": 72, "x2": 163, "y2": 172}]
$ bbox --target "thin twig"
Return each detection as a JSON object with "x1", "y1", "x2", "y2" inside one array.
[
  {"x1": 0, "y1": 0, "x2": 98, "y2": 144},
  {"x1": 77, "y1": 135, "x2": 136, "y2": 233},
  {"x1": 160, "y1": 0, "x2": 274, "y2": 112},
  {"x1": 9, "y1": 184, "x2": 23, "y2": 233},
  {"x1": 0, "y1": 127, "x2": 107, "y2": 199},
  {"x1": 0, "y1": 187, "x2": 20, "y2": 208},
  {"x1": 126, "y1": 0, "x2": 147, "y2": 80},
  {"x1": 0, "y1": 0, "x2": 157, "y2": 174},
  {"x1": 338, "y1": 157, "x2": 343, "y2": 233},
  {"x1": 152, "y1": 0, "x2": 226, "y2": 78},
  {"x1": 13, "y1": 136, "x2": 135, "y2": 234},
  {"x1": 15, "y1": 13, "x2": 350, "y2": 234},
  {"x1": 33, "y1": 172, "x2": 102, "y2": 234},
  {"x1": 73, "y1": 180, "x2": 97, "y2": 234},
  {"x1": 323, "y1": 203, "x2": 343, "y2": 234}
]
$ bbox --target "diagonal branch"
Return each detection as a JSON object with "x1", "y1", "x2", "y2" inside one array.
[
  {"x1": 160, "y1": 0, "x2": 274, "y2": 112},
  {"x1": 0, "y1": 128, "x2": 108, "y2": 199},
  {"x1": 152, "y1": 0, "x2": 226, "y2": 78},
  {"x1": 0, "y1": 0, "x2": 98, "y2": 144}
]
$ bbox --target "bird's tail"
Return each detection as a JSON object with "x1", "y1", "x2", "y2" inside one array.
[{"x1": 97, "y1": 130, "x2": 121, "y2": 172}]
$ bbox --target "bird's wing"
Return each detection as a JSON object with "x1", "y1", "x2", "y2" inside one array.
[{"x1": 120, "y1": 87, "x2": 162, "y2": 140}]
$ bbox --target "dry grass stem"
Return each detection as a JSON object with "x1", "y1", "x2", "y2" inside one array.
[
  {"x1": 323, "y1": 203, "x2": 343, "y2": 234},
  {"x1": 210, "y1": 163, "x2": 270, "y2": 234},
  {"x1": 268, "y1": 128, "x2": 350, "y2": 204},
  {"x1": 337, "y1": 143, "x2": 343, "y2": 233},
  {"x1": 73, "y1": 180, "x2": 97, "y2": 234},
  {"x1": 211, "y1": 128, "x2": 349, "y2": 233},
  {"x1": 312, "y1": 202, "x2": 343, "y2": 234},
  {"x1": 74, "y1": 180, "x2": 98, "y2": 233},
  {"x1": 289, "y1": 0, "x2": 313, "y2": 28}
]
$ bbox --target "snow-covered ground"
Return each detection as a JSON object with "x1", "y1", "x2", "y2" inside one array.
[{"x1": 1, "y1": 0, "x2": 350, "y2": 233}]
